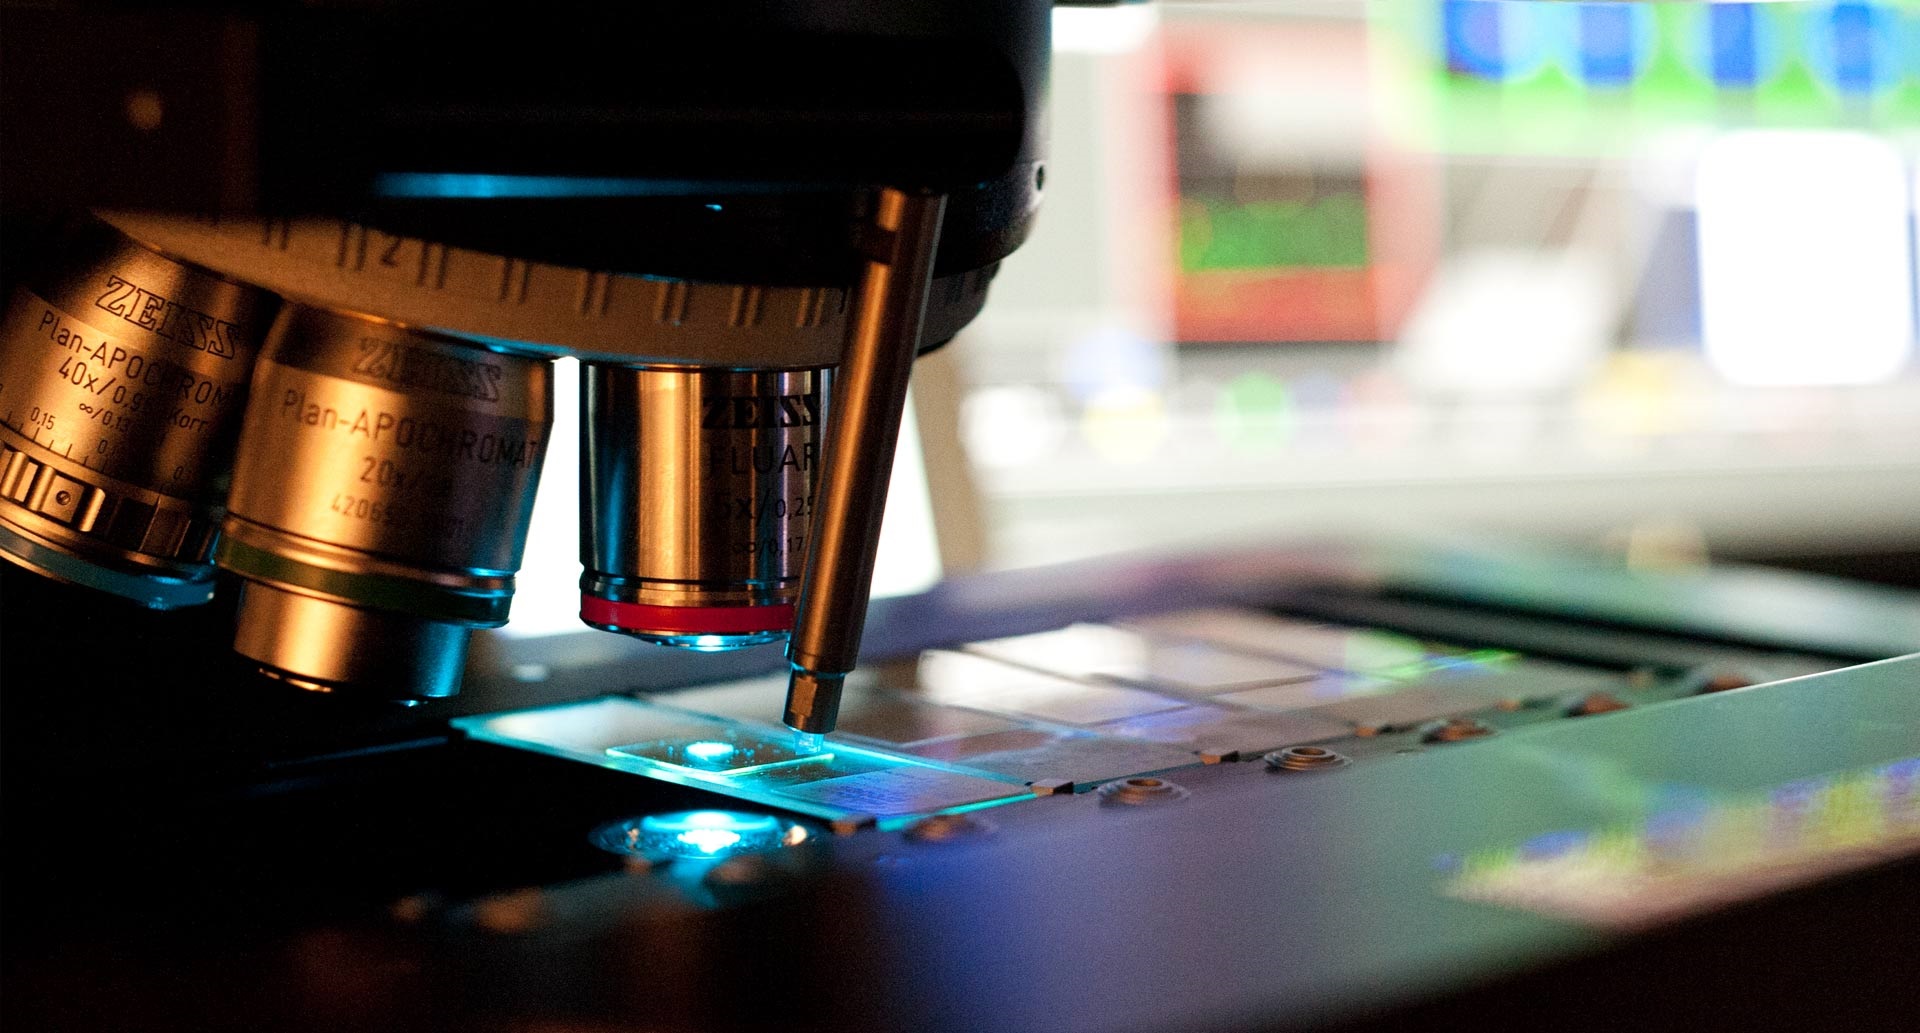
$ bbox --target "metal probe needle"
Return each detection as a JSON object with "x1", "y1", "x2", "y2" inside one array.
[{"x1": 783, "y1": 187, "x2": 947, "y2": 737}]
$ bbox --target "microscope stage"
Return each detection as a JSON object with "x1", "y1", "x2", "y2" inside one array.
[{"x1": 463, "y1": 608, "x2": 1644, "y2": 827}]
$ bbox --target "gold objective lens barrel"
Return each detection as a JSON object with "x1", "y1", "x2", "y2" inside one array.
[
  {"x1": 580, "y1": 363, "x2": 828, "y2": 650},
  {"x1": 216, "y1": 304, "x2": 552, "y2": 700},
  {"x1": 0, "y1": 218, "x2": 278, "y2": 607}
]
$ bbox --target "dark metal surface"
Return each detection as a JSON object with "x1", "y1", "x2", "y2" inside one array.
[
  {"x1": 1349, "y1": 537, "x2": 1920, "y2": 662},
  {"x1": 5, "y1": 651, "x2": 1916, "y2": 1032},
  {"x1": 0, "y1": 2, "x2": 1050, "y2": 284},
  {"x1": 5, "y1": 540, "x2": 1920, "y2": 1032}
]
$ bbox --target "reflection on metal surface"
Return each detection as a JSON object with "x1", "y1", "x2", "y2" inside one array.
[
  {"x1": 964, "y1": 622, "x2": 1321, "y2": 692},
  {"x1": 1445, "y1": 757, "x2": 1920, "y2": 931},
  {"x1": 1097, "y1": 705, "x2": 1348, "y2": 760},
  {"x1": 580, "y1": 363, "x2": 827, "y2": 649},
  {"x1": 912, "y1": 649, "x2": 1187, "y2": 725},
  {"x1": 0, "y1": 218, "x2": 278, "y2": 607},
  {"x1": 1118, "y1": 607, "x2": 1506, "y2": 678},
  {"x1": 217, "y1": 304, "x2": 553, "y2": 698},
  {"x1": 906, "y1": 725, "x2": 1197, "y2": 786},
  {"x1": 1097, "y1": 776, "x2": 1189, "y2": 807},
  {"x1": 1265, "y1": 745, "x2": 1351, "y2": 772},
  {"x1": 1422, "y1": 716, "x2": 1497, "y2": 743}
]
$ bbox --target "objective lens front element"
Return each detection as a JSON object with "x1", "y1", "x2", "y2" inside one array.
[
  {"x1": 0, "y1": 218, "x2": 277, "y2": 607},
  {"x1": 580, "y1": 364, "x2": 827, "y2": 649},
  {"x1": 217, "y1": 304, "x2": 552, "y2": 699}
]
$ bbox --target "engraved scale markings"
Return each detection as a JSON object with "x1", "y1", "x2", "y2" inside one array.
[
  {"x1": 656, "y1": 281, "x2": 690, "y2": 326},
  {"x1": 417, "y1": 241, "x2": 450, "y2": 289},
  {"x1": 335, "y1": 222, "x2": 371, "y2": 271},
  {"x1": 98, "y1": 212, "x2": 996, "y2": 367},
  {"x1": 578, "y1": 271, "x2": 614, "y2": 317},
  {"x1": 0, "y1": 434, "x2": 213, "y2": 559},
  {"x1": 497, "y1": 257, "x2": 531, "y2": 304},
  {"x1": 728, "y1": 286, "x2": 764, "y2": 328},
  {"x1": 796, "y1": 288, "x2": 826, "y2": 329}
]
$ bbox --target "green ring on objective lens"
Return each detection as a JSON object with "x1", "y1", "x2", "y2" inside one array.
[{"x1": 214, "y1": 538, "x2": 512, "y2": 626}]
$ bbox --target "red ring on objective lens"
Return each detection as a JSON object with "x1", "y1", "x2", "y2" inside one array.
[{"x1": 580, "y1": 595, "x2": 795, "y2": 635}]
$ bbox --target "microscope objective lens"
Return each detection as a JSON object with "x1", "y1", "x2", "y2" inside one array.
[
  {"x1": 579, "y1": 363, "x2": 829, "y2": 650},
  {"x1": 215, "y1": 304, "x2": 554, "y2": 700},
  {"x1": 0, "y1": 217, "x2": 278, "y2": 607}
]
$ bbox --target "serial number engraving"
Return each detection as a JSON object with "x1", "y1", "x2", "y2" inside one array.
[{"x1": 329, "y1": 492, "x2": 403, "y2": 526}]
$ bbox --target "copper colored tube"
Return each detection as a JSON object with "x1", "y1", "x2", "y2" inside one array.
[{"x1": 782, "y1": 188, "x2": 946, "y2": 735}]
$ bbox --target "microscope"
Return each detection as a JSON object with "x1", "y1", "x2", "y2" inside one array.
[
  {"x1": 8, "y1": 5, "x2": 1920, "y2": 1033},
  {"x1": 0, "y1": 0, "x2": 1049, "y2": 734}
]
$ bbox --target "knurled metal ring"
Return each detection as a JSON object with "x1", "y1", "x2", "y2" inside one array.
[
  {"x1": 100, "y1": 212, "x2": 996, "y2": 369},
  {"x1": 0, "y1": 428, "x2": 217, "y2": 563}
]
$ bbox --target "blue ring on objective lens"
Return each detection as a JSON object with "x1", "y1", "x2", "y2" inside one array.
[{"x1": 0, "y1": 520, "x2": 213, "y2": 609}]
